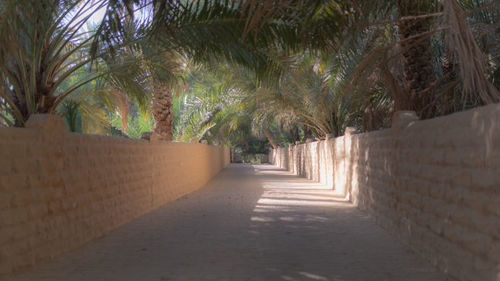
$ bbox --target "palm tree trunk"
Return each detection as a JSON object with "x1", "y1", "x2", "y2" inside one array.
[
  {"x1": 289, "y1": 126, "x2": 299, "y2": 143},
  {"x1": 152, "y1": 82, "x2": 174, "y2": 141},
  {"x1": 263, "y1": 128, "x2": 277, "y2": 150},
  {"x1": 397, "y1": 0, "x2": 435, "y2": 118},
  {"x1": 440, "y1": 49, "x2": 458, "y2": 115},
  {"x1": 303, "y1": 126, "x2": 313, "y2": 141}
]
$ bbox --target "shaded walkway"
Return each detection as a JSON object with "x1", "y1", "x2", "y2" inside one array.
[{"x1": 8, "y1": 164, "x2": 452, "y2": 281}]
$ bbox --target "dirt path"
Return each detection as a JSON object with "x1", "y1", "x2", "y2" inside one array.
[{"x1": 9, "y1": 164, "x2": 452, "y2": 281}]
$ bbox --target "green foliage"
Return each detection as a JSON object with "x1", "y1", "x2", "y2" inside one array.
[
  {"x1": 235, "y1": 137, "x2": 270, "y2": 155},
  {"x1": 0, "y1": 0, "x2": 153, "y2": 127},
  {"x1": 2, "y1": 0, "x2": 499, "y2": 150},
  {"x1": 58, "y1": 100, "x2": 82, "y2": 133},
  {"x1": 0, "y1": 0, "x2": 105, "y2": 125},
  {"x1": 174, "y1": 75, "x2": 235, "y2": 143},
  {"x1": 110, "y1": 112, "x2": 153, "y2": 139}
]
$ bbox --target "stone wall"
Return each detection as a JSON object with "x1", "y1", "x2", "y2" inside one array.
[
  {"x1": 0, "y1": 115, "x2": 230, "y2": 277},
  {"x1": 270, "y1": 104, "x2": 500, "y2": 281}
]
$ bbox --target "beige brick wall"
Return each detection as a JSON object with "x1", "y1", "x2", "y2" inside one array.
[
  {"x1": 0, "y1": 116, "x2": 230, "y2": 277},
  {"x1": 270, "y1": 104, "x2": 500, "y2": 281}
]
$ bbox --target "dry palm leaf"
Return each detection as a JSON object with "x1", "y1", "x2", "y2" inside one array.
[{"x1": 442, "y1": 0, "x2": 500, "y2": 104}]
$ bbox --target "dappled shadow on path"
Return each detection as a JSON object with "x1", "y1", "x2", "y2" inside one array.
[
  {"x1": 236, "y1": 164, "x2": 449, "y2": 281},
  {"x1": 247, "y1": 167, "x2": 358, "y2": 280}
]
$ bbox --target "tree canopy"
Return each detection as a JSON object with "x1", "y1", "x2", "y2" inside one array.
[{"x1": 1, "y1": 0, "x2": 499, "y2": 153}]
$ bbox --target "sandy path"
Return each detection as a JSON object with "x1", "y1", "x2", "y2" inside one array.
[{"x1": 8, "y1": 164, "x2": 452, "y2": 281}]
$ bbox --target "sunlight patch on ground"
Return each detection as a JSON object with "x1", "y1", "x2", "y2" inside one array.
[
  {"x1": 299, "y1": 271, "x2": 329, "y2": 280},
  {"x1": 250, "y1": 216, "x2": 275, "y2": 222},
  {"x1": 281, "y1": 272, "x2": 334, "y2": 281},
  {"x1": 252, "y1": 175, "x2": 350, "y2": 212},
  {"x1": 255, "y1": 181, "x2": 349, "y2": 208},
  {"x1": 256, "y1": 198, "x2": 348, "y2": 207}
]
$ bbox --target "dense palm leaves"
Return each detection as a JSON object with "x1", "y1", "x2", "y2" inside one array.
[
  {"x1": 1, "y1": 0, "x2": 499, "y2": 153},
  {"x1": 0, "y1": 0, "x2": 105, "y2": 126},
  {"x1": 174, "y1": 54, "x2": 364, "y2": 146},
  {"x1": 0, "y1": 0, "x2": 149, "y2": 127},
  {"x1": 342, "y1": 0, "x2": 500, "y2": 118},
  {"x1": 144, "y1": 0, "x2": 500, "y2": 146},
  {"x1": 168, "y1": 0, "x2": 500, "y2": 148}
]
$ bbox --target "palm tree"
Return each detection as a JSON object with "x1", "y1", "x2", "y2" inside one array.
[
  {"x1": 237, "y1": 53, "x2": 359, "y2": 138},
  {"x1": 354, "y1": 0, "x2": 499, "y2": 117},
  {"x1": 94, "y1": 0, "x2": 307, "y2": 140},
  {"x1": 0, "y1": 0, "x2": 144, "y2": 127},
  {"x1": 16, "y1": 0, "x2": 495, "y2": 135},
  {"x1": 396, "y1": 1, "x2": 436, "y2": 116},
  {"x1": 175, "y1": 0, "x2": 500, "y2": 119},
  {"x1": 174, "y1": 85, "x2": 227, "y2": 143},
  {"x1": 138, "y1": 46, "x2": 184, "y2": 141},
  {"x1": 115, "y1": 0, "x2": 182, "y2": 140}
]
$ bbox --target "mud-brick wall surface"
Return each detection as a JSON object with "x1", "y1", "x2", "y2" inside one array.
[{"x1": 0, "y1": 116, "x2": 229, "y2": 277}]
